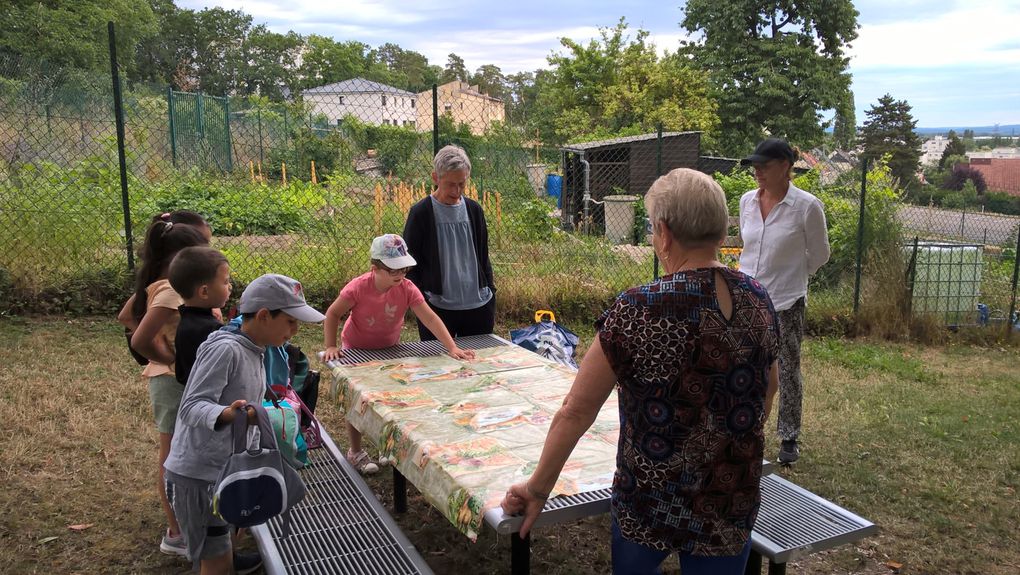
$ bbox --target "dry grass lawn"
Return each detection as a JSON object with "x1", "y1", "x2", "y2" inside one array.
[{"x1": 0, "y1": 316, "x2": 1017, "y2": 574}]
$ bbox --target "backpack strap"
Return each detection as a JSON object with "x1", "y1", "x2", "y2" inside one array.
[{"x1": 231, "y1": 403, "x2": 278, "y2": 454}]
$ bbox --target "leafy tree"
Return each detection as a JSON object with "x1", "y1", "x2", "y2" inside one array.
[
  {"x1": 471, "y1": 64, "x2": 507, "y2": 99},
  {"x1": 859, "y1": 94, "x2": 921, "y2": 188},
  {"x1": 534, "y1": 19, "x2": 717, "y2": 144},
  {"x1": 937, "y1": 134, "x2": 966, "y2": 170},
  {"x1": 297, "y1": 35, "x2": 370, "y2": 90},
  {"x1": 504, "y1": 70, "x2": 538, "y2": 126},
  {"x1": 440, "y1": 53, "x2": 468, "y2": 84},
  {"x1": 186, "y1": 8, "x2": 253, "y2": 94},
  {"x1": 368, "y1": 43, "x2": 438, "y2": 92},
  {"x1": 832, "y1": 93, "x2": 856, "y2": 150},
  {"x1": 681, "y1": 0, "x2": 859, "y2": 155},
  {"x1": 945, "y1": 164, "x2": 987, "y2": 195},
  {"x1": 239, "y1": 25, "x2": 303, "y2": 99},
  {"x1": 133, "y1": 0, "x2": 185, "y2": 85},
  {"x1": 0, "y1": 0, "x2": 157, "y2": 75}
]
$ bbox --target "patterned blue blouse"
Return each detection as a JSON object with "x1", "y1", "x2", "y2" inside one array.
[{"x1": 597, "y1": 267, "x2": 779, "y2": 556}]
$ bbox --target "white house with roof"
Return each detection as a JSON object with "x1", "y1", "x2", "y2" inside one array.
[{"x1": 302, "y1": 78, "x2": 417, "y2": 128}]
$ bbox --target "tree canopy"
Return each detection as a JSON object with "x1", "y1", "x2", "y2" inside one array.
[
  {"x1": 1, "y1": 0, "x2": 157, "y2": 76},
  {"x1": 832, "y1": 92, "x2": 857, "y2": 151},
  {"x1": 859, "y1": 94, "x2": 922, "y2": 188},
  {"x1": 1, "y1": 2, "x2": 871, "y2": 150},
  {"x1": 681, "y1": 0, "x2": 859, "y2": 155},
  {"x1": 533, "y1": 19, "x2": 718, "y2": 144}
]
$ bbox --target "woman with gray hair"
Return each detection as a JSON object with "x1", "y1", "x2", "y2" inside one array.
[
  {"x1": 403, "y1": 145, "x2": 496, "y2": 339},
  {"x1": 501, "y1": 168, "x2": 780, "y2": 575}
]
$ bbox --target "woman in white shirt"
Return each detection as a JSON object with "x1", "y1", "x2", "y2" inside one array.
[{"x1": 738, "y1": 138, "x2": 830, "y2": 464}]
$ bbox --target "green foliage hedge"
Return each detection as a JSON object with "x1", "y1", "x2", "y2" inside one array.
[{"x1": 136, "y1": 175, "x2": 323, "y2": 236}]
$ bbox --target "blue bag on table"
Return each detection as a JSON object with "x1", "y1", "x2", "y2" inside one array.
[{"x1": 510, "y1": 310, "x2": 579, "y2": 369}]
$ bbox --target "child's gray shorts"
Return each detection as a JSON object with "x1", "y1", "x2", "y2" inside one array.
[{"x1": 164, "y1": 470, "x2": 231, "y2": 568}]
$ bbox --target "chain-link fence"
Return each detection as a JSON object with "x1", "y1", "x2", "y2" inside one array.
[
  {"x1": 899, "y1": 204, "x2": 1020, "y2": 327},
  {"x1": 1, "y1": 34, "x2": 1018, "y2": 333}
]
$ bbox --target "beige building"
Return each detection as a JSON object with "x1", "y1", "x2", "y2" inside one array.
[{"x1": 416, "y1": 81, "x2": 505, "y2": 135}]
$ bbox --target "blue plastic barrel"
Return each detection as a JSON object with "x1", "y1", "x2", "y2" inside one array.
[{"x1": 546, "y1": 173, "x2": 563, "y2": 208}]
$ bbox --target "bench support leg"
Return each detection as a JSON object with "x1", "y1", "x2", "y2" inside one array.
[
  {"x1": 744, "y1": 550, "x2": 762, "y2": 575},
  {"x1": 767, "y1": 561, "x2": 787, "y2": 575},
  {"x1": 511, "y1": 532, "x2": 530, "y2": 575},
  {"x1": 393, "y1": 467, "x2": 407, "y2": 513}
]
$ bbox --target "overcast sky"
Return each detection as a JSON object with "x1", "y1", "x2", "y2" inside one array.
[{"x1": 179, "y1": 0, "x2": 1020, "y2": 129}]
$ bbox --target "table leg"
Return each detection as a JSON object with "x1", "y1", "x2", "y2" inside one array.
[
  {"x1": 511, "y1": 532, "x2": 530, "y2": 575},
  {"x1": 744, "y1": 550, "x2": 762, "y2": 575},
  {"x1": 767, "y1": 561, "x2": 787, "y2": 575},
  {"x1": 393, "y1": 467, "x2": 407, "y2": 513}
]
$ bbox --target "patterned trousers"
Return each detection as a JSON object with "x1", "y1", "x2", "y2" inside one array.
[{"x1": 776, "y1": 297, "x2": 806, "y2": 442}]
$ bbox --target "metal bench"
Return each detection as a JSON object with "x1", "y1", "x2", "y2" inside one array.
[
  {"x1": 250, "y1": 428, "x2": 434, "y2": 575},
  {"x1": 487, "y1": 462, "x2": 774, "y2": 575},
  {"x1": 745, "y1": 473, "x2": 877, "y2": 575}
]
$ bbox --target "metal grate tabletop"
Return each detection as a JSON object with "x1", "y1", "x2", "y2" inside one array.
[
  {"x1": 328, "y1": 334, "x2": 512, "y2": 365},
  {"x1": 252, "y1": 430, "x2": 434, "y2": 575}
]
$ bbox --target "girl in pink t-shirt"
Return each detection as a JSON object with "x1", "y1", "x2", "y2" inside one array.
[{"x1": 322, "y1": 234, "x2": 475, "y2": 473}]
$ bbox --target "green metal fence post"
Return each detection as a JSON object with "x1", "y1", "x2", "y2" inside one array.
[
  {"x1": 283, "y1": 107, "x2": 289, "y2": 151},
  {"x1": 108, "y1": 21, "x2": 134, "y2": 271},
  {"x1": 197, "y1": 92, "x2": 205, "y2": 137},
  {"x1": 167, "y1": 86, "x2": 177, "y2": 167},
  {"x1": 223, "y1": 96, "x2": 233, "y2": 172},
  {"x1": 257, "y1": 108, "x2": 264, "y2": 166},
  {"x1": 432, "y1": 84, "x2": 439, "y2": 156},
  {"x1": 1008, "y1": 225, "x2": 1020, "y2": 337},
  {"x1": 853, "y1": 157, "x2": 869, "y2": 314}
]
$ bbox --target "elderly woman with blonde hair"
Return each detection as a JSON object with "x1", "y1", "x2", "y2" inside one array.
[{"x1": 501, "y1": 168, "x2": 780, "y2": 575}]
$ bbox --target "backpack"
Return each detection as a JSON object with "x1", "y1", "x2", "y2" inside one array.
[
  {"x1": 212, "y1": 404, "x2": 306, "y2": 534},
  {"x1": 283, "y1": 344, "x2": 322, "y2": 442},
  {"x1": 125, "y1": 328, "x2": 149, "y2": 366},
  {"x1": 285, "y1": 344, "x2": 320, "y2": 415},
  {"x1": 262, "y1": 396, "x2": 309, "y2": 469}
]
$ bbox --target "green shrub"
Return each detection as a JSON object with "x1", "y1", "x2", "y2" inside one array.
[
  {"x1": 137, "y1": 176, "x2": 320, "y2": 236},
  {"x1": 801, "y1": 160, "x2": 902, "y2": 287},
  {"x1": 266, "y1": 128, "x2": 353, "y2": 181},
  {"x1": 505, "y1": 197, "x2": 559, "y2": 242},
  {"x1": 712, "y1": 168, "x2": 755, "y2": 215}
]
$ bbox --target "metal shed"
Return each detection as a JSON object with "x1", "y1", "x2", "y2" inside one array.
[{"x1": 558, "y1": 132, "x2": 702, "y2": 231}]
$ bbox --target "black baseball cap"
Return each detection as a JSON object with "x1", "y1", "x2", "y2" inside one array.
[{"x1": 740, "y1": 138, "x2": 797, "y2": 166}]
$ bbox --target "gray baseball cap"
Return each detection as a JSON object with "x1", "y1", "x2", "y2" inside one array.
[{"x1": 239, "y1": 274, "x2": 325, "y2": 323}]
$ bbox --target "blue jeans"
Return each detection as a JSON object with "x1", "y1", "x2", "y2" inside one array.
[{"x1": 610, "y1": 518, "x2": 752, "y2": 575}]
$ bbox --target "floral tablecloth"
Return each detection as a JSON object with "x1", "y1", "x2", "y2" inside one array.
[{"x1": 327, "y1": 345, "x2": 619, "y2": 540}]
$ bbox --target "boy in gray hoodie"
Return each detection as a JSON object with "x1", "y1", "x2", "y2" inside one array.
[{"x1": 163, "y1": 274, "x2": 325, "y2": 574}]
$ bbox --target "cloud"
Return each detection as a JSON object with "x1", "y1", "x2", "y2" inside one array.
[
  {"x1": 179, "y1": 0, "x2": 437, "y2": 26},
  {"x1": 850, "y1": 1, "x2": 1020, "y2": 69}
]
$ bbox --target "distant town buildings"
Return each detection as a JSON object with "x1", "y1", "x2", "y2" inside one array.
[
  {"x1": 800, "y1": 148, "x2": 856, "y2": 185},
  {"x1": 919, "y1": 136, "x2": 951, "y2": 167},
  {"x1": 967, "y1": 147, "x2": 1020, "y2": 160},
  {"x1": 302, "y1": 78, "x2": 417, "y2": 128}
]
